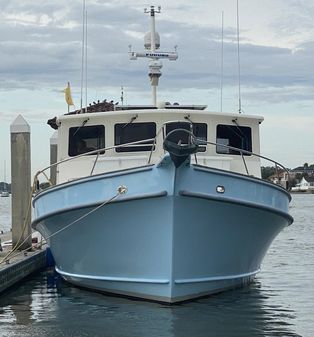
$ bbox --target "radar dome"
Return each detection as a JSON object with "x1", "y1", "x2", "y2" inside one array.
[{"x1": 144, "y1": 31, "x2": 160, "y2": 50}]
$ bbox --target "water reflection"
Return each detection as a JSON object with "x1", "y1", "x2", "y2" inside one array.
[
  {"x1": 0, "y1": 269, "x2": 301, "y2": 337},
  {"x1": 1, "y1": 194, "x2": 312, "y2": 337}
]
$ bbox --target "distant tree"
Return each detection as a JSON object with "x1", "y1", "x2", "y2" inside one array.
[
  {"x1": 261, "y1": 166, "x2": 276, "y2": 180},
  {"x1": 290, "y1": 178, "x2": 297, "y2": 187}
]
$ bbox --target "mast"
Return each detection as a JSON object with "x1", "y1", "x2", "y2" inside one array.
[
  {"x1": 80, "y1": 0, "x2": 86, "y2": 113},
  {"x1": 236, "y1": 0, "x2": 242, "y2": 114},
  {"x1": 220, "y1": 11, "x2": 224, "y2": 113},
  {"x1": 129, "y1": 6, "x2": 178, "y2": 107},
  {"x1": 148, "y1": 5, "x2": 158, "y2": 105},
  {"x1": 3, "y1": 161, "x2": 6, "y2": 182}
]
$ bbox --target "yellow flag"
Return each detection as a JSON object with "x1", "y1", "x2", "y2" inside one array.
[{"x1": 63, "y1": 82, "x2": 74, "y2": 106}]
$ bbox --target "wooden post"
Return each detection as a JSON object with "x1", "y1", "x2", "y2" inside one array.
[
  {"x1": 10, "y1": 115, "x2": 32, "y2": 250},
  {"x1": 50, "y1": 131, "x2": 58, "y2": 185}
]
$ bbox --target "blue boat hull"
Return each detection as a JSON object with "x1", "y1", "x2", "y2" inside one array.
[{"x1": 32, "y1": 156, "x2": 293, "y2": 303}]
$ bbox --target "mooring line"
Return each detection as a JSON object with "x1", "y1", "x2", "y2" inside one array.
[{"x1": 0, "y1": 185, "x2": 127, "y2": 265}]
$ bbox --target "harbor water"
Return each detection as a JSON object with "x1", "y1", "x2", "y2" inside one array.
[{"x1": 0, "y1": 194, "x2": 313, "y2": 337}]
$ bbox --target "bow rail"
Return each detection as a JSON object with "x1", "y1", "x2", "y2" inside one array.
[{"x1": 34, "y1": 121, "x2": 291, "y2": 192}]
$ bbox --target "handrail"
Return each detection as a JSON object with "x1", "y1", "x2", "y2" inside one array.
[
  {"x1": 34, "y1": 120, "x2": 193, "y2": 189},
  {"x1": 33, "y1": 137, "x2": 156, "y2": 190},
  {"x1": 34, "y1": 120, "x2": 291, "y2": 192},
  {"x1": 203, "y1": 139, "x2": 291, "y2": 190}
]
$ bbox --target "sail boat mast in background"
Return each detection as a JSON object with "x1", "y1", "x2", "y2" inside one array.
[{"x1": 1, "y1": 161, "x2": 9, "y2": 197}]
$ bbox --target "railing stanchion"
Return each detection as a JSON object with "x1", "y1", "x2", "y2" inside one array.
[
  {"x1": 241, "y1": 151, "x2": 249, "y2": 175},
  {"x1": 206, "y1": 140, "x2": 291, "y2": 190},
  {"x1": 90, "y1": 151, "x2": 100, "y2": 175},
  {"x1": 275, "y1": 163, "x2": 280, "y2": 183}
]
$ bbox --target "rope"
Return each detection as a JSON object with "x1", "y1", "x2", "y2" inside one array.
[
  {"x1": 0, "y1": 176, "x2": 38, "y2": 265},
  {"x1": 0, "y1": 181, "x2": 127, "y2": 265},
  {"x1": 42, "y1": 187, "x2": 125, "y2": 243}
]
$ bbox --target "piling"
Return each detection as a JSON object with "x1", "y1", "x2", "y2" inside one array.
[
  {"x1": 50, "y1": 131, "x2": 58, "y2": 185},
  {"x1": 10, "y1": 115, "x2": 32, "y2": 250}
]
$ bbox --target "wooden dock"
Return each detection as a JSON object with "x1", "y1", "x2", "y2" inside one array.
[{"x1": 0, "y1": 231, "x2": 48, "y2": 294}]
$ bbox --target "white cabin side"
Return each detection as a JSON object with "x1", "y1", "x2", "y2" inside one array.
[{"x1": 55, "y1": 109, "x2": 263, "y2": 184}]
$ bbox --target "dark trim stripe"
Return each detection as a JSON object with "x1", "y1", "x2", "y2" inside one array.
[
  {"x1": 32, "y1": 190, "x2": 168, "y2": 228},
  {"x1": 179, "y1": 190, "x2": 294, "y2": 224}
]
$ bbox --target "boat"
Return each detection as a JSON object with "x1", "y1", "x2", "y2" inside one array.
[
  {"x1": 0, "y1": 191, "x2": 9, "y2": 198},
  {"x1": 291, "y1": 177, "x2": 314, "y2": 193},
  {"x1": 32, "y1": 6, "x2": 293, "y2": 303}
]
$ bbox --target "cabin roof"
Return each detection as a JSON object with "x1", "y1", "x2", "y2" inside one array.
[
  {"x1": 57, "y1": 108, "x2": 264, "y2": 124},
  {"x1": 65, "y1": 101, "x2": 208, "y2": 115}
]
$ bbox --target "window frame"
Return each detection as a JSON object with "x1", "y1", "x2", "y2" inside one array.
[
  {"x1": 165, "y1": 122, "x2": 208, "y2": 148},
  {"x1": 68, "y1": 124, "x2": 105, "y2": 157},
  {"x1": 216, "y1": 124, "x2": 252, "y2": 156},
  {"x1": 114, "y1": 122, "x2": 157, "y2": 153}
]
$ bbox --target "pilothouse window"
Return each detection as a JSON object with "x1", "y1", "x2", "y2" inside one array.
[
  {"x1": 115, "y1": 122, "x2": 156, "y2": 152},
  {"x1": 165, "y1": 122, "x2": 207, "y2": 145},
  {"x1": 216, "y1": 124, "x2": 252, "y2": 155},
  {"x1": 68, "y1": 125, "x2": 105, "y2": 156}
]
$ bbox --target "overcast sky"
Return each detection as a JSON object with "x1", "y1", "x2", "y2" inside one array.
[{"x1": 1, "y1": 0, "x2": 314, "y2": 181}]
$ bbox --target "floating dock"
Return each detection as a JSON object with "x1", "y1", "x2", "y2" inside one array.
[{"x1": 0, "y1": 231, "x2": 48, "y2": 294}]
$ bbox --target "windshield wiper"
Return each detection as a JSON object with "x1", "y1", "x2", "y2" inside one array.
[
  {"x1": 122, "y1": 114, "x2": 138, "y2": 129},
  {"x1": 73, "y1": 118, "x2": 89, "y2": 136}
]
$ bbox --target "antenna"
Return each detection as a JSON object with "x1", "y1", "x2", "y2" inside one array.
[
  {"x1": 220, "y1": 11, "x2": 224, "y2": 113},
  {"x1": 121, "y1": 86, "x2": 124, "y2": 106},
  {"x1": 85, "y1": 10, "x2": 88, "y2": 113},
  {"x1": 129, "y1": 6, "x2": 178, "y2": 107},
  {"x1": 3, "y1": 160, "x2": 6, "y2": 182},
  {"x1": 236, "y1": 0, "x2": 242, "y2": 114},
  {"x1": 80, "y1": 0, "x2": 86, "y2": 113}
]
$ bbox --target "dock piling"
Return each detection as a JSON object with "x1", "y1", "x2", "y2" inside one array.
[
  {"x1": 10, "y1": 115, "x2": 32, "y2": 250},
  {"x1": 50, "y1": 131, "x2": 58, "y2": 185}
]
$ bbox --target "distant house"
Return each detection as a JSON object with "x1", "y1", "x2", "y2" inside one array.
[
  {"x1": 288, "y1": 163, "x2": 314, "y2": 189},
  {"x1": 291, "y1": 176, "x2": 314, "y2": 192},
  {"x1": 265, "y1": 164, "x2": 314, "y2": 190},
  {"x1": 267, "y1": 170, "x2": 290, "y2": 189},
  {"x1": 291, "y1": 164, "x2": 314, "y2": 176},
  {"x1": 306, "y1": 176, "x2": 314, "y2": 187}
]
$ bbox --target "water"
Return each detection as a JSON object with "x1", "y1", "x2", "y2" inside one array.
[{"x1": 0, "y1": 194, "x2": 313, "y2": 337}]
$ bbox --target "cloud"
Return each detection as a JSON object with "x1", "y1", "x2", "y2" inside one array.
[
  {"x1": 243, "y1": 86, "x2": 314, "y2": 104},
  {"x1": 1, "y1": 0, "x2": 314, "y2": 175},
  {"x1": 0, "y1": 1, "x2": 314, "y2": 106}
]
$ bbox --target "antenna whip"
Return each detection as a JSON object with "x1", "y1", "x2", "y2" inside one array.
[{"x1": 237, "y1": 0, "x2": 242, "y2": 114}]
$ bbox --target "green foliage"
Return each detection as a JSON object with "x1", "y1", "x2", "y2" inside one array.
[{"x1": 261, "y1": 166, "x2": 276, "y2": 180}]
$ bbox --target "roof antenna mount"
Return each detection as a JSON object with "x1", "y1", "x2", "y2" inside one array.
[{"x1": 129, "y1": 6, "x2": 178, "y2": 107}]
